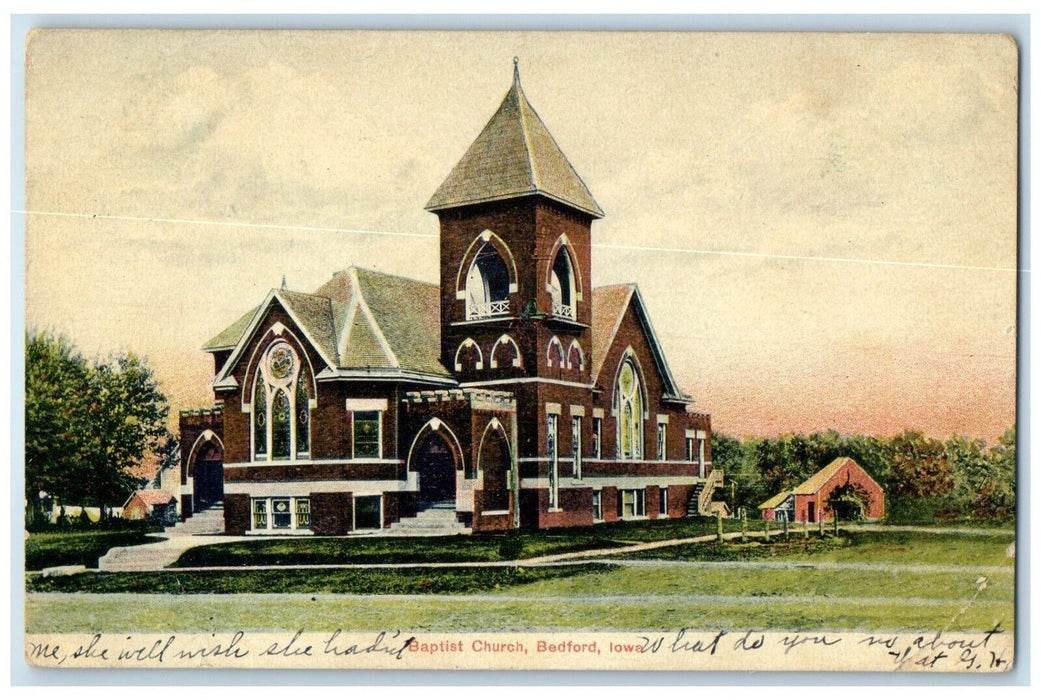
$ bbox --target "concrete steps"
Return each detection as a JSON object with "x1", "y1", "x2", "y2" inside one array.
[
  {"x1": 384, "y1": 501, "x2": 471, "y2": 536},
  {"x1": 165, "y1": 502, "x2": 225, "y2": 536}
]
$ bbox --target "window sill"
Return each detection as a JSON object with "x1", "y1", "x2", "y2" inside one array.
[
  {"x1": 481, "y1": 510, "x2": 510, "y2": 516},
  {"x1": 548, "y1": 507, "x2": 564, "y2": 513}
]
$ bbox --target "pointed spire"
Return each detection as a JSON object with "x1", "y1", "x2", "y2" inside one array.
[
  {"x1": 426, "y1": 59, "x2": 603, "y2": 218},
  {"x1": 281, "y1": 274, "x2": 288, "y2": 291}
]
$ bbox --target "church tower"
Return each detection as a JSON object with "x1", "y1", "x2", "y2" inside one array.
[{"x1": 427, "y1": 59, "x2": 603, "y2": 387}]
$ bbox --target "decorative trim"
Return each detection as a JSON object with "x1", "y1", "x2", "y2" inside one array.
[
  {"x1": 657, "y1": 414, "x2": 670, "y2": 425},
  {"x1": 489, "y1": 333, "x2": 522, "y2": 369},
  {"x1": 545, "y1": 402, "x2": 562, "y2": 415},
  {"x1": 569, "y1": 405, "x2": 586, "y2": 417},
  {"x1": 566, "y1": 339, "x2": 585, "y2": 370},
  {"x1": 454, "y1": 337, "x2": 484, "y2": 371},
  {"x1": 460, "y1": 377, "x2": 593, "y2": 389},
  {"x1": 546, "y1": 335, "x2": 565, "y2": 368},
  {"x1": 224, "y1": 458, "x2": 404, "y2": 468},
  {"x1": 405, "y1": 418, "x2": 466, "y2": 476},
  {"x1": 455, "y1": 229, "x2": 519, "y2": 300},
  {"x1": 592, "y1": 407, "x2": 605, "y2": 419},
  {"x1": 545, "y1": 233, "x2": 585, "y2": 302},
  {"x1": 225, "y1": 479, "x2": 408, "y2": 496}
]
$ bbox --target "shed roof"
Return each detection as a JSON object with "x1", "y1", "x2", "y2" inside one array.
[{"x1": 425, "y1": 62, "x2": 603, "y2": 218}]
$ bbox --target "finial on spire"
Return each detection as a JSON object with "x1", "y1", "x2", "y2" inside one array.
[
  {"x1": 513, "y1": 56, "x2": 520, "y2": 85},
  {"x1": 281, "y1": 274, "x2": 287, "y2": 291}
]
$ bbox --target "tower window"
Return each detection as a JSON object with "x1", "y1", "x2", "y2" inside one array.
[
  {"x1": 549, "y1": 246, "x2": 577, "y2": 320},
  {"x1": 466, "y1": 244, "x2": 511, "y2": 319}
]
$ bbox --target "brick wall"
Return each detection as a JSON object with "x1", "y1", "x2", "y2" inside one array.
[
  {"x1": 224, "y1": 493, "x2": 250, "y2": 535},
  {"x1": 310, "y1": 491, "x2": 351, "y2": 535}
]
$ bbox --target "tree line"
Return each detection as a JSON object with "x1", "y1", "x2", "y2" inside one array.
[
  {"x1": 712, "y1": 427, "x2": 1016, "y2": 522},
  {"x1": 25, "y1": 330, "x2": 175, "y2": 522}
]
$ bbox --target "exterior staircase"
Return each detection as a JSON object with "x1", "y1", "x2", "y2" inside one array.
[
  {"x1": 686, "y1": 469, "x2": 725, "y2": 516},
  {"x1": 164, "y1": 501, "x2": 226, "y2": 535},
  {"x1": 384, "y1": 501, "x2": 471, "y2": 536}
]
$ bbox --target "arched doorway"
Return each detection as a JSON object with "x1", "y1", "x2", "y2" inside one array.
[
  {"x1": 189, "y1": 435, "x2": 224, "y2": 511},
  {"x1": 479, "y1": 424, "x2": 511, "y2": 512},
  {"x1": 410, "y1": 429, "x2": 459, "y2": 506}
]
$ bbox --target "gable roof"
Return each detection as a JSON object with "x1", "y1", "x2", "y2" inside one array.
[
  {"x1": 794, "y1": 457, "x2": 870, "y2": 495},
  {"x1": 127, "y1": 489, "x2": 177, "y2": 508},
  {"x1": 203, "y1": 307, "x2": 258, "y2": 351},
  {"x1": 758, "y1": 491, "x2": 793, "y2": 511},
  {"x1": 207, "y1": 267, "x2": 453, "y2": 386},
  {"x1": 590, "y1": 283, "x2": 690, "y2": 403},
  {"x1": 425, "y1": 64, "x2": 604, "y2": 219}
]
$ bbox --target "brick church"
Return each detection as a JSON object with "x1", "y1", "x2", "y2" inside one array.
[{"x1": 179, "y1": 62, "x2": 717, "y2": 535}]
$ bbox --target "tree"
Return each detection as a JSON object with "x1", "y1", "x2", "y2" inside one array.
[{"x1": 25, "y1": 331, "x2": 174, "y2": 512}]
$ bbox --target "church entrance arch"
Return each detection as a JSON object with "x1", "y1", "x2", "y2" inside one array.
[
  {"x1": 188, "y1": 432, "x2": 224, "y2": 511},
  {"x1": 478, "y1": 422, "x2": 511, "y2": 512},
  {"x1": 408, "y1": 421, "x2": 461, "y2": 506}
]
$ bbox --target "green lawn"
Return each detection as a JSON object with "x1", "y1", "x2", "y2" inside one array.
[
  {"x1": 26, "y1": 563, "x2": 609, "y2": 595},
  {"x1": 173, "y1": 517, "x2": 723, "y2": 567},
  {"x1": 24, "y1": 526, "x2": 1016, "y2": 634},
  {"x1": 615, "y1": 530, "x2": 1016, "y2": 566},
  {"x1": 25, "y1": 530, "x2": 164, "y2": 570}
]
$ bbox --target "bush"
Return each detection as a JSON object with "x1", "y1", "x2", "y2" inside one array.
[
  {"x1": 497, "y1": 534, "x2": 525, "y2": 560},
  {"x1": 26, "y1": 515, "x2": 162, "y2": 535}
]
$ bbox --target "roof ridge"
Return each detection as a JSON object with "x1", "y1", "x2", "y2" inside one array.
[
  {"x1": 514, "y1": 83, "x2": 539, "y2": 194},
  {"x1": 349, "y1": 267, "x2": 401, "y2": 369},
  {"x1": 340, "y1": 264, "x2": 437, "y2": 288}
]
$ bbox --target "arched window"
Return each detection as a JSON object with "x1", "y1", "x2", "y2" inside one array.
[
  {"x1": 251, "y1": 341, "x2": 312, "y2": 461},
  {"x1": 549, "y1": 247, "x2": 577, "y2": 320},
  {"x1": 616, "y1": 358, "x2": 644, "y2": 459},
  {"x1": 490, "y1": 334, "x2": 522, "y2": 369},
  {"x1": 567, "y1": 339, "x2": 585, "y2": 371},
  {"x1": 466, "y1": 244, "x2": 511, "y2": 319}
]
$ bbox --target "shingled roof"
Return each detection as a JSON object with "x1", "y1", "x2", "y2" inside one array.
[
  {"x1": 793, "y1": 457, "x2": 860, "y2": 495},
  {"x1": 426, "y1": 61, "x2": 604, "y2": 219},
  {"x1": 589, "y1": 283, "x2": 690, "y2": 403},
  {"x1": 207, "y1": 267, "x2": 453, "y2": 383}
]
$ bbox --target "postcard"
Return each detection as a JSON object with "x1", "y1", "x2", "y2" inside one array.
[{"x1": 22, "y1": 29, "x2": 1017, "y2": 672}]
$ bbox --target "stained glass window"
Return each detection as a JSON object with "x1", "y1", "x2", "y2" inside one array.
[
  {"x1": 271, "y1": 498, "x2": 291, "y2": 529},
  {"x1": 295, "y1": 498, "x2": 310, "y2": 529},
  {"x1": 616, "y1": 359, "x2": 643, "y2": 459},
  {"x1": 271, "y1": 389, "x2": 291, "y2": 460},
  {"x1": 253, "y1": 376, "x2": 267, "y2": 458},
  {"x1": 252, "y1": 341, "x2": 313, "y2": 462},
  {"x1": 296, "y1": 372, "x2": 309, "y2": 455},
  {"x1": 353, "y1": 411, "x2": 381, "y2": 458},
  {"x1": 547, "y1": 414, "x2": 558, "y2": 508},
  {"x1": 252, "y1": 498, "x2": 267, "y2": 529}
]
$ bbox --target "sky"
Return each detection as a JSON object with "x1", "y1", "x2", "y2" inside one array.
[{"x1": 23, "y1": 30, "x2": 1019, "y2": 441}]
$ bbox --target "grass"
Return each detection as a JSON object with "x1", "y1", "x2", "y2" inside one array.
[
  {"x1": 173, "y1": 517, "x2": 723, "y2": 568},
  {"x1": 23, "y1": 526, "x2": 1017, "y2": 635},
  {"x1": 615, "y1": 529, "x2": 1016, "y2": 566},
  {"x1": 26, "y1": 563, "x2": 612, "y2": 595},
  {"x1": 25, "y1": 530, "x2": 164, "y2": 570}
]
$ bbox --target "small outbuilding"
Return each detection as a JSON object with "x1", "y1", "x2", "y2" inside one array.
[
  {"x1": 123, "y1": 490, "x2": 179, "y2": 525},
  {"x1": 759, "y1": 457, "x2": 884, "y2": 523}
]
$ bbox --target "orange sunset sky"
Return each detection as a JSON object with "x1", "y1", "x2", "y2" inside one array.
[{"x1": 24, "y1": 31, "x2": 1019, "y2": 441}]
